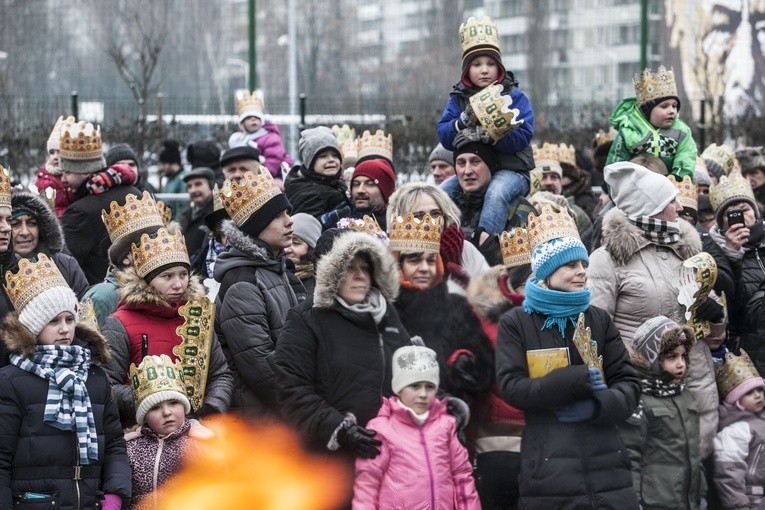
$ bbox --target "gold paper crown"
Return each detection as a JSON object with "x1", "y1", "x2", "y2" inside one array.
[
  {"x1": 0, "y1": 164, "x2": 11, "y2": 209},
  {"x1": 573, "y1": 313, "x2": 603, "y2": 377},
  {"x1": 172, "y1": 297, "x2": 215, "y2": 411},
  {"x1": 389, "y1": 213, "x2": 442, "y2": 254},
  {"x1": 235, "y1": 89, "x2": 265, "y2": 118},
  {"x1": 527, "y1": 204, "x2": 580, "y2": 253},
  {"x1": 558, "y1": 144, "x2": 576, "y2": 168},
  {"x1": 219, "y1": 169, "x2": 281, "y2": 226},
  {"x1": 59, "y1": 121, "x2": 103, "y2": 161},
  {"x1": 77, "y1": 297, "x2": 99, "y2": 333},
  {"x1": 4, "y1": 254, "x2": 69, "y2": 311},
  {"x1": 357, "y1": 129, "x2": 393, "y2": 162},
  {"x1": 500, "y1": 228, "x2": 531, "y2": 268},
  {"x1": 130, "y1": 354, "x2": 189, "y2": 409},
  {"x1": 38, "y1": 187, "x2": 56, "y2": 211},
  {"x1": 709, "y1": 172, "x2": 755, "y2": 212},
  {"x1": 344, "y1": 215, "x2": 385, "y2": 237},
  {"x1": 469, "y1": 84, "x2": 524, "y2": 142},
  {"x1": 459, "y1": 16, "x2": 500, "y2": 57},
  {"x1": 714, "y1": 350, "x2": 761, "y2": 399},
  {"x1": 156, "y1": 200, "x2": 173, "y2": 226},
  {"x1": 532, "y1": 143, "x2": 562, "y2": 173},
  {"x1": 48, "y1": 115, "x2": 75, "y2": 148},
  {"x1": 633, "y1": 65, "x2": 678, "y2": 107},
  {"x1": 101, "y1": 191, "x2": 166, "y2": 243},
  {"x1": 678, "y1": 252, "x2": 718, "y2": 341},
  {"x1": 131, "y1": 227, "x2": 190, "y2": 280},
  {"x1": 593, "y1": 127, "x2": 617, "y2": 150},
  {"x1": 331, "y1": 124, "x2": 356, "y2": 146},
  {"x1": 702, "y1": 143, "x2": 737, "y2": 176},
  {"x1": 529, "y1": 168, "x2": 543, "y2": 196},
  {"x1": 670, "y1": 175, "x2": 698, "y2": 211},
  {"x1": 212, "y1": 184, "x2": 224, "y2": 213}
]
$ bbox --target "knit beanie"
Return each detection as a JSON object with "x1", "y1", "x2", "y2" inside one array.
[
  {"x1": 391, "y1": 345, "x2": 440, "y2": 395},
  {"x1": 710, "y1": 174, "x2": 760, "y2": 228},
  {"x1": 187, "y1": 140, "x2": 221, "y2": 169},
  {"x1": 453, "y1": 139, "x2": 500, "y2": 174},
  {"x1": 291, "y1": 213, "x2": 322, "y2": 249},
  {"x1": 632, "y1": 316, "x2": 692, "y2": 373},
  {"x1": 299, "y1": 126, "x2": 342, "y2": 173},
  {"x1": 461, "y1": 45, "x2": 506, "y2": 87},
  {"x1": 159, "y1": 140, "x2": 182, "y2": 165},
  {"x1": 133, "y1": 355, "x2": 192, "y2": 426},
  {"x1": 239, "y1": 193, "x2": 293, "y2": 239},
  {"x1": 428, "y1": 144, "x2": 453, "y2": 165},
  {"x1": 604, "y1": 161, "x2": 678, "y2": 218},
  {"x1": 136, "y1": 386, "x2": 191, "y2": 426},
  {"x1": 59, "y1": 122, "x2": 106, "y2": 175},
  {"x1": 639, "y1": 96, "x2": 681, "y2": 121},
  {"x1": 352, "y1": 160, "x2": 396, "y2": 202},
  {"x1": 105, "y1": 143, "x2": 138, "y2": 168},
  {"x1": 530, "y1": 236, "x2": 589, "y2": 282}
]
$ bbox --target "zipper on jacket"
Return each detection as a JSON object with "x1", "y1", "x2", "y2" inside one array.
[
  {"x1": 418, "y1": 427, "x2": 437, "y2": 510},
  {"x1": 634, "y1": 110, "x2": 661, "y2": 158},
  {"x1": 153, "y1": 437, "x2": 165, "y2": 508},
  {"x1": 73, "y1": 435, "x2": 82, "y2": 510},
  {"x1": 748, "y1": 443, "x2": 763, "y2": 480},
  {"x1": 378, "y1": 333, "x2": 385, "y2": 396},
  {"x1": 755, "y1": 249, "x2": 765, "y2": 278},
  {"x1": 141, "y1": 334, "x2": 149, "y2": 358}
]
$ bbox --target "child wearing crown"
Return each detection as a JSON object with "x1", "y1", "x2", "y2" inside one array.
[
  {"x1": 437, "y1": 16, "x2": 535, "y2": 240},
  {"x1": 713, "y1": 350, "x2": 765, "y2": 509},
  {"x1": 607, "y1": 65, "x2": 698, "y2": 180},
  {"x1": 228, "y1": 90, "x2": 293, "y2": 184},
  {"x1": 125, "y1": 354, "x2": 213, "y2": 508},
  {"x1": 352, "y1": 345, "x2": 480, "y2": 509},
  {"x1": 0, "y1": 254, "x2": 131, "y2": 509}
]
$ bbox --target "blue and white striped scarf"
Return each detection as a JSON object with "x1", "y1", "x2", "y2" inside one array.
[{"x1": 10, "y1": 345, "x2": 99, "y2": 464}]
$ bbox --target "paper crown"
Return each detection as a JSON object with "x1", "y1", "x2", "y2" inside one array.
[
  {"x1": 593, "y1": 127, "x2": 617, "y2": 150},
  {"x1": 670, "y1": 175, "x2": 698, "y2": 211},
  {"x1": 389, "y1": 213, "x2": 442, "y2": 254},
  {"x1": 532, "y1": 143, "x2": 562, "y2": 173},
  {"x1": 77, "y1": 297, "x2": 99, "y2": 333},
  {"x1": 47, "y1": 115, "x2": 75, "y2": 150},
  {"x1": 339, "y1": 215, "x2": 388, "y2": 242},
  {"x1": 38, "y1": 187, "x2": 56, "y2": 211},
  {"x1": 102, "y1": 191, "x2": 166, "y2": 244},
  {"x1": 0, "y1": 164, "x2": 11, "y2": 209},
  {"x1": 633, "y1": 65, "x2": 678, "y2": 107},
  {"x1": 500, "y1": 228, "x2": 531, "y2": 268},
  {"x1": 172, "y1": 297, "x2": 215, "y2": 411},
  {"x1": 156, "y1": 200, "x2": 173, "y2": 226},
  {"x1": 130, "y1": 354, "x2": 189, "y2": 410},
  {"x1": 529, "y1": 168, "x2": 543, "y2": 196},
  {"x1": 4, "y1": 254, "x2": 69, "y2": 311},
  {"x1": 235, "y1": 89, "x2": 265, "y2": 118},
  {"x1": 459, "y1": 16, "x2": 500, "y2": 58},
  {"x1": 59, "y1": 121, "x2": 103, "y2": 161},
  {"x1": 332, "y1": 124, "x2": 358, "y2": 161},
  {"x1": 357, "y1": 129, "x2": 393, "y2": 162},
  {"x1": 677, "y1": 252, "x2": 718, "y2": 341},
  {"x1": 558, "y1": 144, "x2": 576, "y2": 168},
  {"x1": 469, "y1": 84, "x2": 524, "y2": 142},
  {"x1": 709, "y1": 172, "x2": 755, "y2": 212},
  {"x1": 130, "y1": 227, "x2": 190, "y2": 280},
  {"x1": 702, "y1": 143, "x2": 737, "y2": 176},
  {"x1": 212, "y1": 183, "x2": 224, "y2": 213},
  {"x1": 714, "y1": 350, "x2": 761, "y2": 399},
  {"x1": 527, "y1": 204, "x2": 580, "y2": 253},
  {"x1": 219, "y1": 169, "x2": 281, "y2": 226}
]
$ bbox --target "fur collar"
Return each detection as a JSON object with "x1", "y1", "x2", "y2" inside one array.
[
  {"x1": 220, "y1": 219, "x2": 272, "y2": 263},
  {"x1": 600, "y1": 208, "x2": 702, "y2": 266},
  {"x1": 11, "y1": 190, "x2": 64, "y2": 252},
  {"x1": 466, "y1": 266, "x2": 517, "y2": 323},
  {"x1": 1, "y1": 313, "x2": 111, "y2": 363},
  {"x1": 117, "y1": 266, "x2": 206, "y2": 308},
  {"x1": 313, "y1": 232, "x2": 399, "y2": 309}
]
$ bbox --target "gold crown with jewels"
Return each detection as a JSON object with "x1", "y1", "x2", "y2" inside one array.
[
  {"x1": 77, "y1": 297, "x2": 99, "y2": 333},
  {"x1": 102, "y1": 191, "x2": 166, "y2": 244},
  {"x1": 714, "y1": 349, "x2": 762, "y2": 400},
  {"x1": 469, "y1": 83, "x2": 524, "y2": 142},
  {"x1": 235, "y1": 89, "x2": 265, "y2": 118},
  {"x1": 219, "y1": 169, "x2": 282, "y2": 227},
  {"x1": 332, "y1": 124, "x2": 357, "y2": 162},
  {"x1": 0, "y1": 164, "x2": 11, "y2": 209},
  {"x1": 357, "y1": 129, "x2": 393, "y2": 163},
  {"x1": 527, "y1": 204, "x2": 580, "y2": 253},
  {"x1": 4, "y1": 254, "x2": 69, "y2": 311},
  {"x1": 593, "y1": 127, "x2": 617, "y2": 150},
  {"x1": 130, "y1": 227, "x2": 189, "y2": 280},
  {"x1": 702, "y1": 143, "x2": 737, "y2": 177},
  {"x1": 532, "y1": 143, "x2": 562, "y2": 175},
  {"x1": 709, "y1": 172, "x2": 755, "y2": 212},
  {"x1": 172, "y1": 297, "x2": 215, "y2": 411},
  {"x1": 48, "y1": 115, "x2": 76, "y2": 149},
  {"x1": 500, "y1": 228, "x2": 531, "y2": 268},
  {"x1": 459, "y1": 16, "x2": 501, "y2": 58},
  {"x1": 130, "y1": 354, "x2": 189, "y2": 409},
  {"x1": 389, "y1": 212, "x2": 442, "y2": 254},
  {"x1": 670, "y1": 175, "x2": 698, "y2": 211},
  {"x1": 59, "y1": 121, "x2": 103, "y2": 161},
  {"x1": 634, "y1": 65, "x2": 678, "y2": 107},
  {"x1": 342, "y1": 215, "x2": 386, "y2": 238},
  {"x1": 558, "y1": 143, "x2": 576, "y2": 168}
]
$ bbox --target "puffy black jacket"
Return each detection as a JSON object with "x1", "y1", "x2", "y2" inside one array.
[
  {"x1": 738, "y1": 246, "x2": 765, "y2": 374},
  {"x1": 283, "y1": 165, "x2": 349, "y2": 220}
]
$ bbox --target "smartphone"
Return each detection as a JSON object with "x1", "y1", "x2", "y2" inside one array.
[{"x1": 727, "y1": 208, "x2": 745, "y2": 227}]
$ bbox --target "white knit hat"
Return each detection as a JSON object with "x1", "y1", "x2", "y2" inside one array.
[
  {"x1": 136, "y1": 389, "x2": 191, "y2": 426},
  {"x1": 605, "y1": 161, "x2": 678, "y2": 218},
  {"x1": 19, "y1": 286, "x2": 79, "y2": 336},
  {"x1": 391, "y1": 345, "x2": 440, "y2": 395}
]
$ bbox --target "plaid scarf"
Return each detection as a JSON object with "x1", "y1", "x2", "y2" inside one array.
[
  {"x1": 86, "y1": 167, "x2": 123, "y2": 195},
  {"x1": 627, "y1": 215, "x2": 680, "y2": 245},
  {"x1": 10, "y1": 345, "x2": 99, "y2": 464}
]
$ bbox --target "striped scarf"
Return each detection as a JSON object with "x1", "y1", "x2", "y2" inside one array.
[
  {"x1": 627, "y1": 215, "x2": 680, "y2": 245},
  {"x1": 10, "y1": 345, "x2": 99, "y2": 464}
]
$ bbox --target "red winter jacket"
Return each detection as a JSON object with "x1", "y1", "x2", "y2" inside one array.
[{"x1": 35, "y1": 166, "x2": 75, "y2": 218}]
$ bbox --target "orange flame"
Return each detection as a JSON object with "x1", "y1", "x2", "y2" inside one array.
[{"x1": 138, "y1": 416, "x2": 351, "y2": 510}]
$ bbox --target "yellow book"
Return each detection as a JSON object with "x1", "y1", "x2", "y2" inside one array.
[{"x1": 526, "y1": 347, "x2": 570, "y2": 378}]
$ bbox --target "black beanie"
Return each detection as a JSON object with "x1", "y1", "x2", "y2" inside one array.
[
  {"x1": 187, "y1": 140, "x2": 221, "y2": 169},
  {"x1": 239, "y1": 194, "x2": 293, "y2": 239},
  {"x1": 144, "y1": 262, "x2": 191, "y2": 284},
  {"x1": 105, "y1": 143, "x2": 138, "y2": 168},
  {"x1": 159, "y1": 140, "x2": 182, "y2": 165},
  {"x1": 639, "y1": 95, "x2": 681, "y2": 122},
  {"x1": 453, "y1": 140, "x2": 500, "y2": 174}
]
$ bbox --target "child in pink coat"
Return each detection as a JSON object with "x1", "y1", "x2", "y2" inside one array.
[{"x1": 352, "y1": 345, "x2": 480, "y2": 510}]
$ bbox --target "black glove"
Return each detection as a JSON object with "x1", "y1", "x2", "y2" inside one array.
[
  {"x1": 451, "y1": 352, "x2": 478, "y2": 387},
  {"x1": 470, "y1": 228, "x2": 502, "y2": 266},
  {"x1": 696, "y1": 298, "x2": 725, "y2": 323},
  {"x1": 319, "y1": 205, "x2": 351, "y2": 230},
  {"x1": 446, "y1": 396, "x2": 470, "y2": 445},
  {"x1": 338, "y1": 423, "x2": 382, "y2": 459},
  {"x1": 189, "y1": 404, "x2": 217, "y2": 420}
]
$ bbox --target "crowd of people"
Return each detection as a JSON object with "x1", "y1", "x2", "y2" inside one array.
[{"x1": 1, "y1": 13, "x2": 765, "y2": 510}]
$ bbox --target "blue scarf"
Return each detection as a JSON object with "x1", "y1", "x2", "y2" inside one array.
[{"x1": 523, "y1": 277, "x2": 591, "y2": 336}]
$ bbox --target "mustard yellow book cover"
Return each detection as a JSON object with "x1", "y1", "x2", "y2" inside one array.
[{"x1": 526, "y1": 347, "x2": 570, "y2": 378}]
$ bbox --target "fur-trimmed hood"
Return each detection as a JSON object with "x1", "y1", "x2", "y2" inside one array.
[
  {"x1": 313, "y1": 231, "x2": 399, "y2": 309},
  {"x1": 214, "y1": 220, "x2": 284, "y2": 283},
  {"x1": 1, "y1": 312, "x2": 111, "y2": 363},
  {"x1": 600, "y1": 207, "x2": 702, "y2": 266},
  {"x1": 116, "y1": 265, "x2": 206, "y2": 309},
  {"x1": 466, "y1": 266, "x2": 521, "y2": 323},
  {"x1": 11, "y1": 189, "x2": 64, "y2": 253}
]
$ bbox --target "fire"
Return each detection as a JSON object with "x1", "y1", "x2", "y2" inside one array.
[{"x1": 139, "y1": 415, "x2": 352, "y2": 510}]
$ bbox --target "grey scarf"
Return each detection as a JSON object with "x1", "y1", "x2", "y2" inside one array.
[{"x1": 336, "y1": 287, "x2": 387, "y2": 324}]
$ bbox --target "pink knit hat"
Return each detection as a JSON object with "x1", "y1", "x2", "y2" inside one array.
[{"x1": 725, "y1": 377, "x2": 765, "y2": 406}]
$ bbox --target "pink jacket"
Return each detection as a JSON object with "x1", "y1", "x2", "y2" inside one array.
[
  {"x1": 353, "y1": 397, "x2": 480, "y2": 510},
  {"x1": 228, "y1": 122, "x2": 294, "y2": 181}
]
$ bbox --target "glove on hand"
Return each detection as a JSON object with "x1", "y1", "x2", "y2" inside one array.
[
  {"x1": 439, "y1": 224, "x2": 465, "y2": 268},
  {"x1": 588, "y1": 367, "x2": 607, "y2": 392},
  {"x1": 695, "y1": 298, "x2": 725, "y2": 323},
  {"x1": 458, "y1": 104, "x2": 478, "y2": 129},
  {"x1": 320, "y1": 205, "x2": 352, "y2": 230},
  {"x1": 555, "y1": 399, "x2": 597, "y2": 423},
  {"x1": 446, "y1": 396, "x2": 471, "y2": 445},
  {"x1": 451, "y1": 352, "x2": 479, "y2": 387},
  {"x1": 338, "y1": 423, "x2": 382, "y2": 459}
]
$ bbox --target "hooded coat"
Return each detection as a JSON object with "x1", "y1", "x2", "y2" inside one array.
[
  {"x1": 0, "y1": 317, "x2": 132, "y2": 510},
  {"x1": 101, "y1": 268, "x2": 233, "y2": 425},
  {"x1": 273, "y1": 233, "x2": 411, "y2": 451},
  {"x1": 213, "y1": 220, "x2": 305, "y2": 415},
  {"x1": 11, "y1": 190, "x2": 89, "y2": 299}
]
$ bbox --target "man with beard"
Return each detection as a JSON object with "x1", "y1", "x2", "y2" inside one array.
[
  {"x1": 180, "y1": 167, "x2": 215, "y2": 255},
  {"x1": 349, "y1": 159, "x2": 396, "y2": 230}
]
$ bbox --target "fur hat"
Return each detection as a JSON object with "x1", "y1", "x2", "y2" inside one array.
[
  {"x1": 291, "y1": 213, "x2": 322, "y2": 249},
  {"x1": 736, "y1": 146, "x2": 765, "y2": 176},
  {"x1": 352, "y1": 160, "x2": 396, "y2": 203},
  {"x1": 453, "y1": 138, "x2": 499, "y2": 174},
  {"x1": 299, "y1": 126, "x2": 342, "y2": 173},
  {"x1": 391, "y1": 345, "x2": 440, "y2": 395},
  {"x1": 159, "y1": 140, "x2": 182, "y2": 165},
  {"x1": 605, "y1": 161, "x2": 678, "y2": 218},
  {"x1": 105, "y1": 143, "x2": 138, "y2": 168},
  {"x1": 187, "y1": 140, "x2": 221, "y2": 169},
  {"x1": 631, "y1": 316, "x2": 692, "y2": 373},
  {"x1": 428, "y1": 144, "x2": 453, "y2": 165}
]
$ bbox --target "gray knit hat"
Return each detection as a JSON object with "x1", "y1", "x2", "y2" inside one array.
[
  {"x1": 105, "y1": 143, "x2": 138, "y2": 168},
  {"x1": 632, "y1": 316, "x2": 692, "y2": 373},
  {"x1": 291, "y1": 213, "x2": 322, "y2": 249},
  {"x1": 428, "y1": 144, "x2": 453, "y2": 165},
  {"x1": 299, "y1": 126, "x2": 342, "y2": 172}
]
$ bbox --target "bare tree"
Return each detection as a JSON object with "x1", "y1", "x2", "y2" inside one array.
[{"x1": 526, "y1": 1, "x2": 551, "y2": 116}]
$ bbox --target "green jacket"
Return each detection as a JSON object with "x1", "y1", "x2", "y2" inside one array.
[
  {"x1": 607, "y1": 97, "x2": 697, "y2": 179},
  {"x1": 162, "y1": 169, "x2": 189, "y2": 220},
  {"x1": 82, "y1": 269, "x2": 120, "y2": 329}
]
